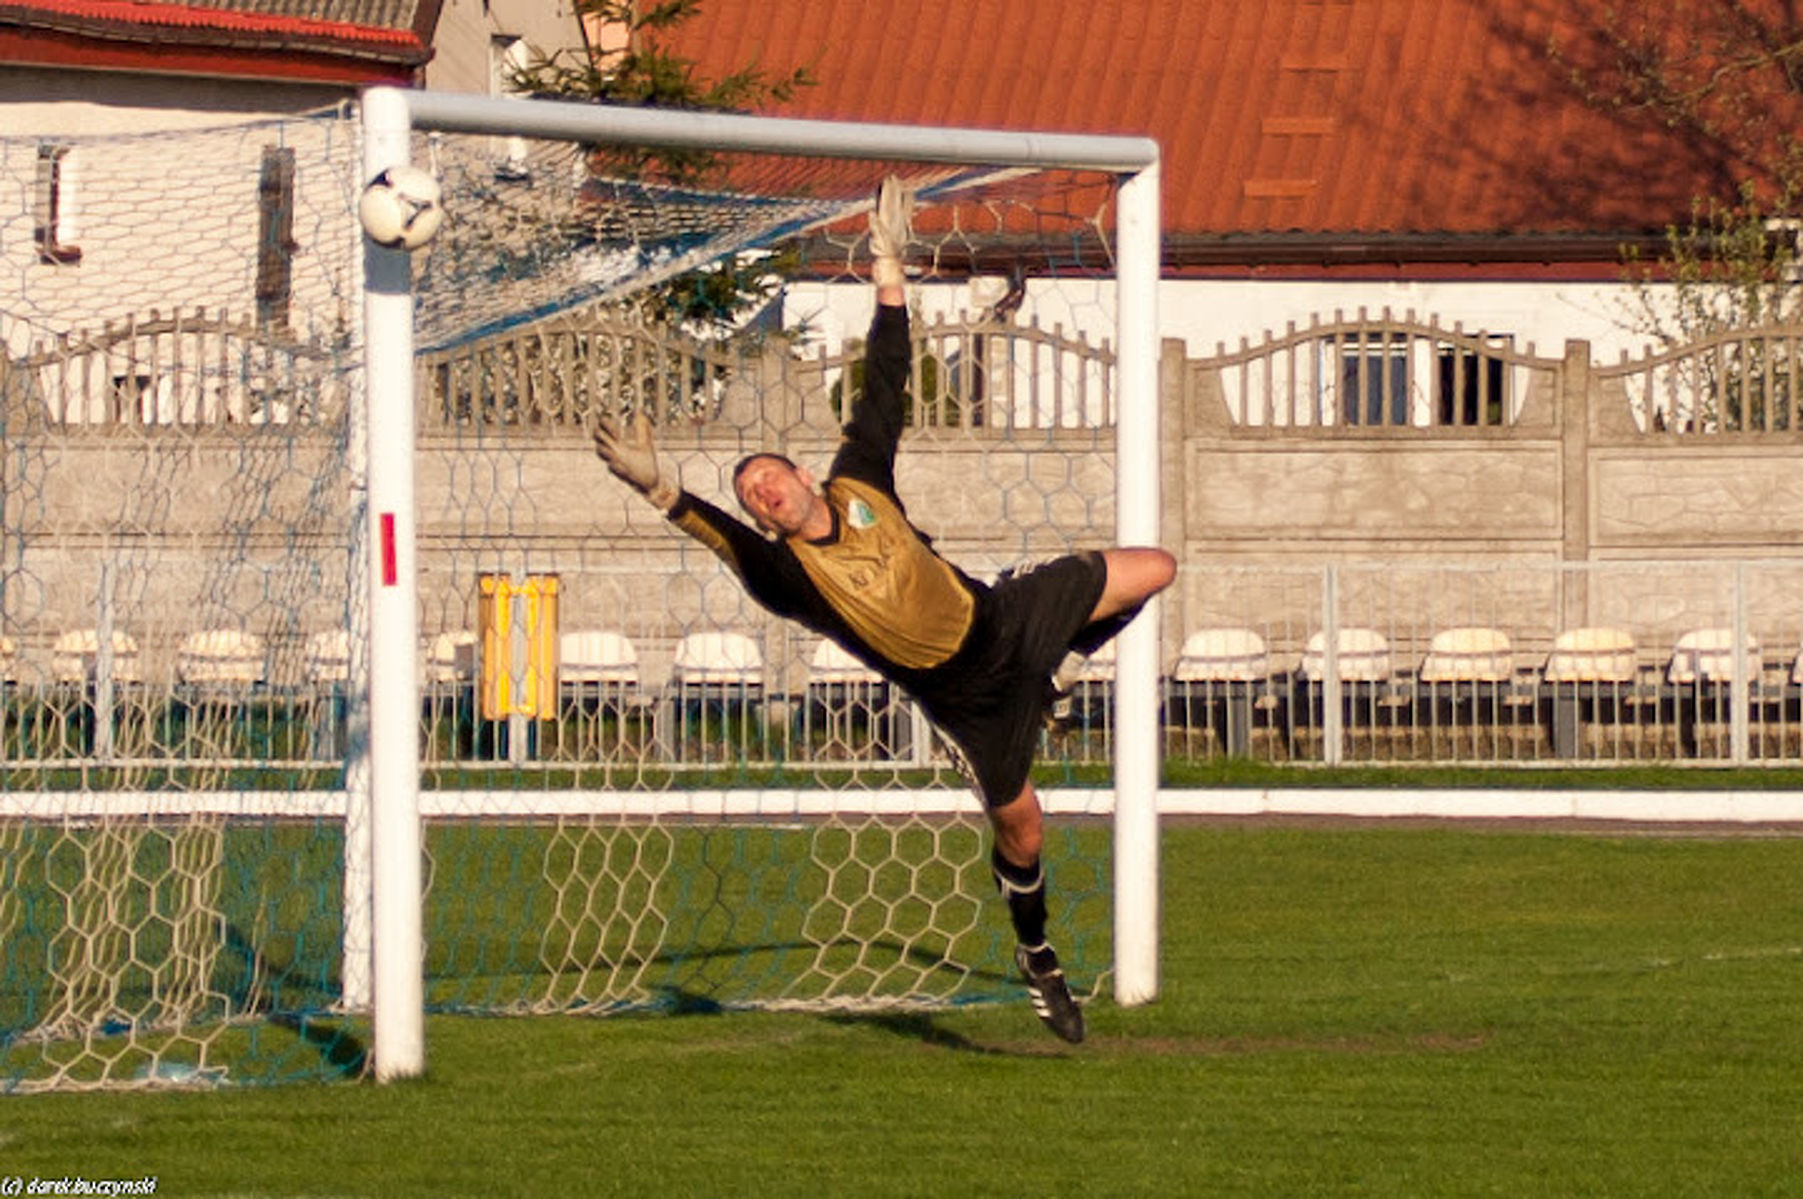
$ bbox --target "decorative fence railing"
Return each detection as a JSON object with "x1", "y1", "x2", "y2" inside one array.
[
  {"x1": 1197, "y1": 308, "x2": 1559, "y2": 430},
  {"x1": 414, "y1": 308, "x2": 1116, "y2": 433},
  {"x1": 1596, "y1": 323, "x2": 1803, "y2": 434},
  {"x1": 12, "y1": 302, "x2": 1803, "y2": 776},
  {"x1": 16, "y1": 307, "x2": 345, "y2": 428}
]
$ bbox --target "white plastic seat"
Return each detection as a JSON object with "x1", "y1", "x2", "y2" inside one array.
[
  {"x1": 1666, "y1": 628, "x2": 1761, "y2": 685},
  {"x1": 177, "y1": 628, "x2": 266, "y2": 685},
  {"x1": 425, "y1": 631, "x2": 478, "y2": 684},
  {"x1": 52, "y1": 628, "x2": 142, "y2": 684},
  {"x1": 1300, "y1": 627, "x2": 1392, "y2": 682},
  {"x1": 1543, "y1": 627, "x2": 1637, "y2": 683},
  {"x1": 304, "y1": 629, "x2": 352, "y2": 684},
  {"x1": 1173, "y1": 628, "x2": 1268, "y2": 682},
  {"x1": 671, "y1": 630, "x2": 763, "y2": 686},
  {"x1": 1419, "y1": 626, "x2": 1514, "y2": 684},
  {"x1": 560, "y1": 630, "x2": 641, "y2": 686}
]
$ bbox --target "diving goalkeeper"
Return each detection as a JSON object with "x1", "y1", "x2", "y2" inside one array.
[{"x1": 593, "y1": 178, "x2": 1176, "y2": 1043}]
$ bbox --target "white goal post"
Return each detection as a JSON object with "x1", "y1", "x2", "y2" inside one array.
[{"x1": 359, "y1": 85, "x2": 1162, "y2": 1081}]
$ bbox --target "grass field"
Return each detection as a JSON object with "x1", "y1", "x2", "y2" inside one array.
[{"x1": 4, "y1": 819, "x2": 1802, "y2": 1196}]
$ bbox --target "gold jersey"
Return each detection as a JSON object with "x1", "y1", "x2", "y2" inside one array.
[{"x1": 789, "y1": 477, "x2": 975, "y2": 670}]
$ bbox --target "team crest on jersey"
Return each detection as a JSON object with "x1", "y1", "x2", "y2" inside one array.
[{"x1": 847, "y1": 498, "x2": 878, "y2": 529}]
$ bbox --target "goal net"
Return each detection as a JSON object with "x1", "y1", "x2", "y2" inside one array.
[{"x1": 0, "y1": 93, "x2": 1159, "y2": 1091}]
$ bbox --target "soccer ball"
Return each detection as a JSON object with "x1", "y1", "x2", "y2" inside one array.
[{"x1": 358, "y1": 164, "x2": 444, "y2": 251}]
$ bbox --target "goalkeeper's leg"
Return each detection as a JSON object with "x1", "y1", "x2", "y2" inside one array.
[{"x1": 991, "y1": 785, "x2": 1084, "y2": 1044}]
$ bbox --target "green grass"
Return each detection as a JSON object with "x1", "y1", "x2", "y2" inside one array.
[{"x1": 5, "y1": 822, "x2": 1803, "y2": 1196}]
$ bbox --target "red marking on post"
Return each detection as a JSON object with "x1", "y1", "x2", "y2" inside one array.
[{"x1": 380, "y1": 513, "x2": 398, "y2": 586}]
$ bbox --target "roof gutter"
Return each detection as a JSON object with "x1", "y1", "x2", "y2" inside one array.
[{"x1": 1163, "y1": 231, "x2": 1674, "y2": 267}]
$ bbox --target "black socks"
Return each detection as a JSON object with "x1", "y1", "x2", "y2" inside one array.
[{"x1": 991, "y1": 847, "x2": 1049, "y2": 949}]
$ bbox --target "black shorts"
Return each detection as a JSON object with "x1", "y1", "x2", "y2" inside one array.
[{"x1": 915, "y1": 551, "x2": 1108, "y2": 809}]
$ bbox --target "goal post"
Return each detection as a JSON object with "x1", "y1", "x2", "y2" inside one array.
[
  {"x1": 0, "y1": 90, "x2": 1160, "y2": 1093},
  {"x1": 360, "y1": 87, "x2": 1163, "y2": 1079}
]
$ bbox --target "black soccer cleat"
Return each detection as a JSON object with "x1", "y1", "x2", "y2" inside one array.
[{"x1": 1016, "y1": 943, "x2": 1085, "y2": 1043}]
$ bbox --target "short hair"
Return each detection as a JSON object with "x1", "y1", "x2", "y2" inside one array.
[{"x1": 731, "y1": 452, "x2": 799, "y2": 492}]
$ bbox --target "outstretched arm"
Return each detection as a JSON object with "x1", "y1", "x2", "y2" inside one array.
[
  {"x1": 832, "y1": 178, "x2": 914, "y2": 490},
  {"x1": 868, "y1": 174, "x2": 910, "y2": 308},
  {"x1": 591, "y1": 414, "x2": 809, "y2": 619}
]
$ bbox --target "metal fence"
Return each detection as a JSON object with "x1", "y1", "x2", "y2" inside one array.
[{"x1": 11, "y1": 557, "x2": 1794, "y2": 778}]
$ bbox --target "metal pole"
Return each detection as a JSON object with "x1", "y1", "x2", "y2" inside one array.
[
  {"x1": 399, "y1": 89, "x2": 1159, "y2": 172},
  {"x1": 361, "y1": 86, "x2": 425, "y2": 1082},
  {"x1": 1112, "y1": 160, "x2": 1162, "y2": 1008}
]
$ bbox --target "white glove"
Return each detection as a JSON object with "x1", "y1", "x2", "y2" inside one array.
[
  {"x1": 868, "y1": 175, "x2": 913, "y2": 289},
  {"x1": 593, "y1": 412, "x2": 679, "y2": 512}
]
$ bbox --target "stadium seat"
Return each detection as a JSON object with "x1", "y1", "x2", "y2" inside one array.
[
  {"x1": 1415, "y1": 626, "x2": 1534, "y2": 748},
  {"x1": 1293, "y1": 627, "x2": 1409, "y2": 753},
  {"x1": 1419, "y1": 626, "x2": 1515, "y2": 684},
  {"x1": 547, "y1": 630, "x2": 649, "y2": 763},
  {"x1": 670, "y1": 630, "x2": 763, "y2": 687},
  {"x1": 425, "y1": 630, "x2": 478, "y2": 684},
  {"x1": 661, "y1": 630, "x2": 766, "y2": 761},
  {"x1": 304, "y1": 629, "x2": 352, "y2": 684},
  {"x1": 1667, "y1": 628, "x2": 1766, "y2": 758},
  {"x1": 801, "y1": 640, "x2": 912, "y2": 761},
  {"x1": 807, "y1": 638, "x2": 880, "y2": 685},
  {"x1": 1666, "y1": 627, "x2": 1761, "y2": 686},
  {"x1": 1542, "y1": 626, "x2": 1640, "y2": 758},
  {"x1": 176, "y1": 628, "x2": 266, "y2": 686},
  {"x1": 1542, "y1": 626, "x2": 1637, "y2": 683},
  {"x1": 51, "y1": 628, "x2": 141, "y2": 685},
  {"x1": 1173, "y1": 627, "x2": 1269, "y2": 683},
  {"x1": 421, "y1": 630, "x2": 480, "y2": 762},
  {"x1": 1170, "y1": 628, "x2": 1273, "y2": 757},
  {"x1": 559, "y1": 629, "x2": 642, "y2": 687},
  {"x1": 172, "y1": 629, "x2": 267, "y2": 762},
  {"x1": 1300, "y1": 627, "x2": 1393, "y2": 682},
  {"x1": 47, "y1": 629, "x2": 143, "y2": 759}
]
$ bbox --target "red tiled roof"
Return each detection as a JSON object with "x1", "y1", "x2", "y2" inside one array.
[
  {"x1": 663, "y1": 0, "x2": 1789, "y2": 248},
  {"x1": 0, "y1": 0, "x2": 431, "y2": 80}
]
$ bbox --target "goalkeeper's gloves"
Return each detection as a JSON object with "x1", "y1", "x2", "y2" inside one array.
[
  {"x1": 593, "y1": 412, "x2": 680, "y2": 513},
  {"x1": 868, "y1": 175, "x2": 913, "y2": 290}
]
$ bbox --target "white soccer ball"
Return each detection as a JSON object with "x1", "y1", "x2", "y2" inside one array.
[{"x1": 358, "y1": 164, "x2": 445, "y2": 251}]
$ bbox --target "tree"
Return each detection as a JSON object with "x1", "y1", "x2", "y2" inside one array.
[
  {"x1": 1540, "y1": 2, "x2": 1803, "y2": 340},
  {"x1": 509, "y1": 0, "x2": 814, "y2": 186},
  {"x1": 502, "y1": 0, "x2": 817, "y2": 335}
]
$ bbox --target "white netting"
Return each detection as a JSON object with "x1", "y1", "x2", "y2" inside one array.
[{"x1": 0, "y1": 105, "x2": 1131, "y2": 1090}]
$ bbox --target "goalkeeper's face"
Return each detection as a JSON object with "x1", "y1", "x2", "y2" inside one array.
[{"x1": 734, "y1": 454, "x2": 824, "y2": 537}]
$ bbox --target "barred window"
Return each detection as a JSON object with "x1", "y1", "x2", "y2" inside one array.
[{"x1": 34, "y1": 143, "x2": 81, "y2": 265}]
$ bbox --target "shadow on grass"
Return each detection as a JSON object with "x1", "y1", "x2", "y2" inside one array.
[
  {"x1": 269, "y1": 1010, "x2": 369, "y2": 1076},
  {"x1": 820, "y1": 1009, "x2": 1017, "y2": 1054},
  {"x1": 225, "y1": 921, "x2": 367, "y2": 1079}
]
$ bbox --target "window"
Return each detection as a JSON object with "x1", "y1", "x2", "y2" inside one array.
[
  {"x1": 1436, "y1": 336, "x2": 1511, "y2": 427},
  {"x1": 34, "y1": 144, "x2": 81, "y2": 265},
  {"x1": 1335, "y1": 333, "x2": 1407, "y2": 426},
  {"x1": 256, "y1": 147, "x2": 297, "y2": 333},
  {"x1": 1322, "y1": 329, "x2": 1515, "y2": 427}
]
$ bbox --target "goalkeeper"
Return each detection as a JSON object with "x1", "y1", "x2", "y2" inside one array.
[{"x1": 593, "y1": 178, "x2": 1175, "y2": 1044}]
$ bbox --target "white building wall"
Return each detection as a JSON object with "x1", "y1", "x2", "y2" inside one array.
[
  {"x1": 785, "y1": 276, "x2": 1670, "y2": 372},
  {"x1": 423, "y1": 0, "x2": 586, "y2": 95}
]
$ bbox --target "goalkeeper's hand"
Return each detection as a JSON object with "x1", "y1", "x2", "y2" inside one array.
[
  {"x1": 868, "y1": 175, "x2": 913, "y2": 290},
  {"x1": 593, "y1": 412, "x2": 679, "y2": 512}
]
